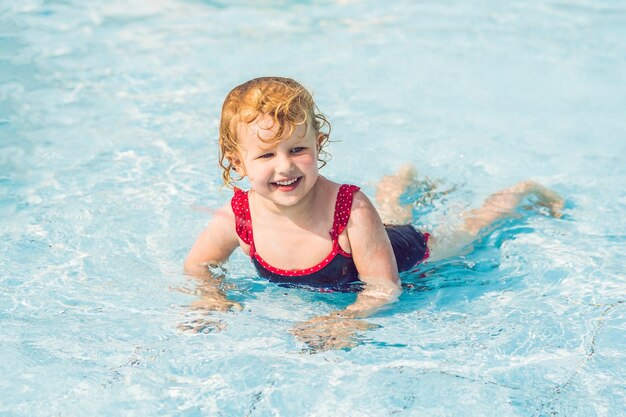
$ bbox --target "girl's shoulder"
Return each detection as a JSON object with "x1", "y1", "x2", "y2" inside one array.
[
  {"x1": 317, "y1": 176, "x2": 360, "y2": 197},
  {"x1": 317, "y1": 177, "x2": 367, "y2": 228},
  {"x1": 345, "y1": 187, "x2": 380, "y2": 227},
  {"x1": 210, "y1": 203, "x2": 239, "y2": 238}
]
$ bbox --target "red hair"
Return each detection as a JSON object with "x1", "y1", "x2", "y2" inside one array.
[{"x1": 218, "y1": 77, "x2": 331, "y2": 186}]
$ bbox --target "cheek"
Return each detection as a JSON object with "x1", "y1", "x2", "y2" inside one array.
[
  {"x1": 294, "y1": 154, "x2": 317, "y2": 168},
  {"x1": 248, "y1": 161, "x2": 275, "y2": 180}
]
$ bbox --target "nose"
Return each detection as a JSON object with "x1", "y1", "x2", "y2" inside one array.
[{"x1": 275, "y1": 152, "x2": 294, "y2": 174}]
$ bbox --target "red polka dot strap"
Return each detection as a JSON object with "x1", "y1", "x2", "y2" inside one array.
[
  {"x1": 230, "y1": 187, "x2": 253, "y2": 245},
  {"x1": 331, "y1": 184, "x2": 360, "y2": 240}
]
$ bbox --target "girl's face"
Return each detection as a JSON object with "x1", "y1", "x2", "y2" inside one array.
[{"x1": 232, "y1": 114, "x2": 323, "y2": 208}]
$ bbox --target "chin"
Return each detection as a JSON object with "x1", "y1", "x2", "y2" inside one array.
[{"x1": 272, "y1": 194, "x2": 305, "y2": 207}]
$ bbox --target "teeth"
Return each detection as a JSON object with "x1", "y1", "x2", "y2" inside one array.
[{"x1": 274, "y1": 178, "x2": 298, "y2": 186}]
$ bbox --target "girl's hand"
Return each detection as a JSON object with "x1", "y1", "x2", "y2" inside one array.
[
  {"x1": 173, "y1": 271, "x2": 242, "y2": 334},
  {"x1": 191, "y1": 297, "x2": 243, "y2": 312},
  {"x1": 176, "y1": 295, "x2": 242, "y2": 334},
  {"x1": 178, "y1": 318, "x2": 226, "y2": 334},
  {"x1": 291, "y1": 313, "x2": 379, "y2": 352},
  {"x1": 172, "y1": 282, "x2": 243, "y2": 312}
]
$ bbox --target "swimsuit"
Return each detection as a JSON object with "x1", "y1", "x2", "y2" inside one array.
[{"x1": 231, "y1": 184, "x2": 430, "y2": 290}]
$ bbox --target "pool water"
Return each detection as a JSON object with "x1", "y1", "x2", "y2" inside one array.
[{"x1": 1, "y1": 0, "x2": 625, "y2": 415}]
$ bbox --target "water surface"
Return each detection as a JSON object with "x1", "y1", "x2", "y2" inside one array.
[{"x1": 1, "y1": 0, "x2": 625, "y2": 415}]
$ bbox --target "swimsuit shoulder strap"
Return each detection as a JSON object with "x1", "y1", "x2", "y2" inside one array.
[
  {"x1": 330, "y1": 184, "x2": 361, "y2": 240},
  {"x1": 230, "y1": 187, "x2": 253, "y2": 245}
]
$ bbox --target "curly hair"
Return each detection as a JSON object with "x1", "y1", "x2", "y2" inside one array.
[{"x1": 218, "y1": 77, "x2": 331, "y2": 187}]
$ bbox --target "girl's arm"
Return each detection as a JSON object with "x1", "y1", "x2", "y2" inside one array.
[
  {"x1": 183, "y1": 204, "x2": 242, "y2": 312},
  {"x1": 340, "y1": 191, "x2": 402, "y2": 318},
  {"x1": 184, "y1": 204, "x2": 240, "y2": 274},
  {"x1": 291, "y1": 192, "x2": 401, "y2": 351}
]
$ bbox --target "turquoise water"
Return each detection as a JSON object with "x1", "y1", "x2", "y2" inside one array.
[{"x1": 1, "y1": 0, "x2": 625, "y2": 415}]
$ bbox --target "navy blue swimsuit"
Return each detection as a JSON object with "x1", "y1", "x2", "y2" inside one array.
[{"x1": 231, "y1": 184, "x2": 429, "y2": 290}]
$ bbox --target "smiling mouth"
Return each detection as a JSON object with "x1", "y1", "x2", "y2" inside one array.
[{"x1": 271, "y1": 177, "x2": 301, "y2": 188}]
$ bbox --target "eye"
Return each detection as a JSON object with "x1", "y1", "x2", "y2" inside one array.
[
  {"x1": 290, "y1": 147, "x2": 305, "y2": 154},
  {"x1": 257, "y1": 152, "x2": 274, "y2": 159}
]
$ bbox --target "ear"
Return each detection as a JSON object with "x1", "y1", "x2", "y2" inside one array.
[
  {"x1": 227, "y1": 153, "x2": 246, "y2": 177},
  {"x1": 316, "y1": 132, "x2": 325, "y2": 152}
]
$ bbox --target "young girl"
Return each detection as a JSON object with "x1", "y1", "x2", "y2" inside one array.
[{"x1": 184, "y1": 77, "x2": 563, "y2": 349}]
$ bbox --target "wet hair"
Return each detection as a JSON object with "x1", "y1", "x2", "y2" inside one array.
[{"x1": 218, "y1": 76, "x2": 331, "y2": 186}]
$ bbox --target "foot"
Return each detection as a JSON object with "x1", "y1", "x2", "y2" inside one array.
[{"x1": 526, "y1": 181, "x2": 564, "y2": 218}]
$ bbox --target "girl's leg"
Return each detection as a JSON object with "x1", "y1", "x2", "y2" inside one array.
[
  {"x1": 375, "y1": 164, "x2": 417, "y2": 224},
  {"x1": 460, "y1": 180, "x2": 563, "y2": 235},
  {"x1": 428, "y1": 180, "x2": 564, "y2": 261},
  {"x1": 375, "y1": 167, "x2": 564, "y2": 262}
]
